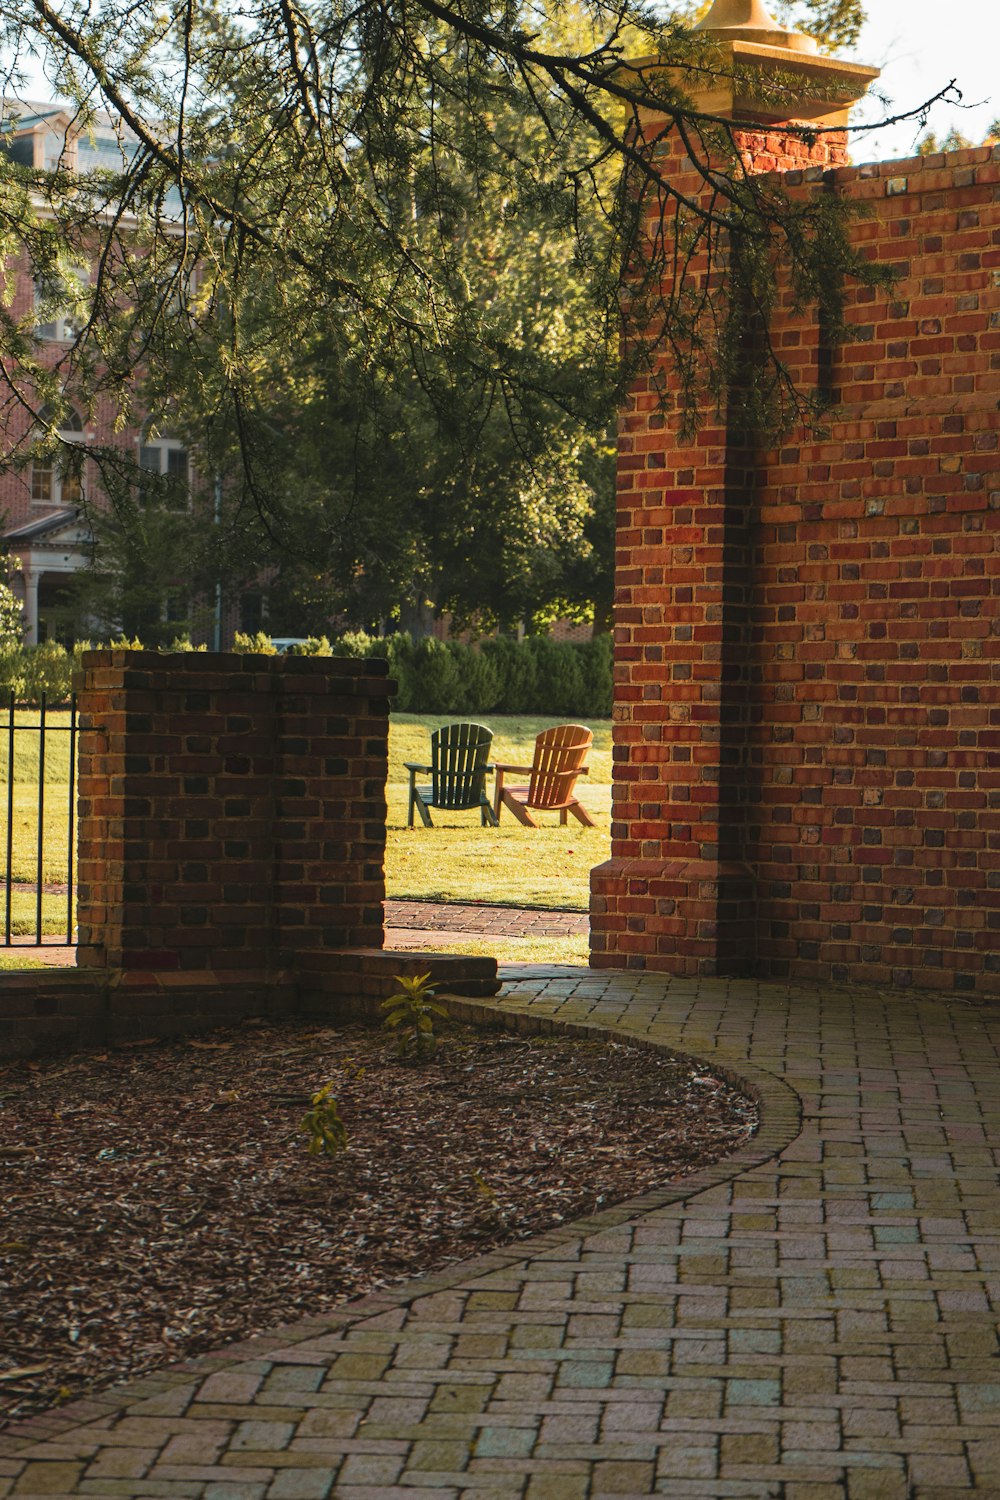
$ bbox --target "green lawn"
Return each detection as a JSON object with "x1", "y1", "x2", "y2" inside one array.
[
  {"x1": 400, "y1": 931, "x2": 592, "y2": 966},
  {"x1": 0, "y1": 950, "x2": 46, "y2": 970},
  {"x1": 386, "y1": 714, "x2": 611, "y2": 911},
  {"x1": 0, "y1": 708, "x2": 76, "y2": 936}
]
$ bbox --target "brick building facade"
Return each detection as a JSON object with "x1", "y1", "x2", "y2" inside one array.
[{"x1": 591, "y1": 10, "x2": 1000, "y2": 995}]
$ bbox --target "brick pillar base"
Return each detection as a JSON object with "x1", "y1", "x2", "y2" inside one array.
[{"x1": 591, "y1": 857, "x2": 757, "y2": 976}]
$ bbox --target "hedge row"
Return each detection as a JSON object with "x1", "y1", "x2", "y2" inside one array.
[
  {"x1": 0, "y1": 641, "x2": 84, "y2": 706},
  {"x1": 0, "y1": 637, "x2": 201, "y2": 706},
  {"x1": 2, "y1": 631, "x2": 614, "y2": 716},
  {"x1": 234, "y1": 630, "x2": 614, "y2": 717}
]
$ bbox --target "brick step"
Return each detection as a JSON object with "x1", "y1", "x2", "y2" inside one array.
[{"x1": 299, "y1": 948, "x2": 501, "y2": 1016}]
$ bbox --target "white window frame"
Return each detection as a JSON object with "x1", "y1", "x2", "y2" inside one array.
[{"x1": 30, "y1": 406, "x2": 86, "y2": 509}]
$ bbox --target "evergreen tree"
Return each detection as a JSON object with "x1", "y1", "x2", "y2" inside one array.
[{"x1": 2, "y1": 0, "x2": 947, "y2": 633}]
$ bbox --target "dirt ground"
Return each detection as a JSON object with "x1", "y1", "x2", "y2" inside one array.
[{"x1": 0, "y1": 1017, "x2": 757, "y2": 1427}]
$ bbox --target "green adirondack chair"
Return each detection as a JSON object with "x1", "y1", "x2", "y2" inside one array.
[{"x1": 405, "y1": 722, "x2": 499, "y2": 828}]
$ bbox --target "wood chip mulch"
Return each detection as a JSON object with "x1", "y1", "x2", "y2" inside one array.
[{"x1": 0, "y1": 1018, "x2": 757, "y2": 1427}]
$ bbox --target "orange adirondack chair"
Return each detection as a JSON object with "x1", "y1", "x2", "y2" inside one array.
[{"x1": 493, "y1": 724, "x2": 596, "y2": 828}]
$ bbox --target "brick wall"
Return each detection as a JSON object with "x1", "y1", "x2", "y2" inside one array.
[
  {"x1": 593, "y1": 130, "x2": 1000, "y2": 996},
  {"x1": 75, "y1": 650, "x2": 389, "y2": 971}
]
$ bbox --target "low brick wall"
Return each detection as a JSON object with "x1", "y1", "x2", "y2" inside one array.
[
  {"x1": 0, "y1": 954, "x2": 501, "y2": 1060},
  {"x1": 0, "y1": 650, "x2": 499, "y2": 1060}
]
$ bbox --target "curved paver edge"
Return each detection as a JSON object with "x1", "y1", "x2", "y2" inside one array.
[{"x1": 0, "y1": 989, "x2": 803, "y2": 1456}]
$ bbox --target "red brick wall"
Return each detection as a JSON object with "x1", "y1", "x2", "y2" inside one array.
[
  {"x1": 593, "y1": 137, "x2": 1000, "y2": 996},
  {"x1": 75, "y1": 651, "x2": 390, "y2": 972}
]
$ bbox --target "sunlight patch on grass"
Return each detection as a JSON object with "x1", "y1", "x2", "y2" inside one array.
[
  {"x1": 385, "y1": 931, "x2": 590, "y2": 966},
  {"x1": 0, "y1": 710, "x2": 76, "y2": 889},
  {"x1": 0, "y1": 950, "x2": 47, "y2": 969}
]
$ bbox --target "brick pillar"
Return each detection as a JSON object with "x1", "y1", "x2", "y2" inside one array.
[
  {"x1": 591, "y1": 33, "x2": 877, "y2": 975},
  {"x1": 76, "y1": 651, "x2": 389, "y2": 974}
]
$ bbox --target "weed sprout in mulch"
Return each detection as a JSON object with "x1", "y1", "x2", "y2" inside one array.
[{"x1": 0, "y1": 1018, "x2": 757, "y2": 1425}]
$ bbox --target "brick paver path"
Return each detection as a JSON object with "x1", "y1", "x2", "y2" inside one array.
[
  {"x1": 3, "y1": 965, "x2": 1000, "y2": 1497},
  {"x1": 385, "y1": 900, "x2": 588, "y2": 937}
]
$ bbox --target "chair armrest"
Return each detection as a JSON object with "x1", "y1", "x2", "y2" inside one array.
[
  {"x1": 403, "y1": 762, "x2": 432, "y2": 773},
  {"x1": 492, "y1": 762, "x2": 534, "y2": 776}
]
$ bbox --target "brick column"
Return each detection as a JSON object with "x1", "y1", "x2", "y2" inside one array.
[
  {"x1": 76, "y1": 651, "x2": 389, "y2": 974},
  {"x1": 591, "y1": 34, "x2": 876, "y2": 976}
]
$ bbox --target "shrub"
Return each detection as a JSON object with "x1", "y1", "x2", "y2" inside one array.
[
  {"x1": 0, "y1": 647, "x2": 27, "y2": 704},
  {"x1": 523, "y1": 636, "x2": 585, "y2": 718},
  {"x1": 480, "y1": 635, "x2": 538, "y2": 713},
  {"x1": 0, "y1": 566, "x2": 24, "y2": 650},
  {"x1": 455, "y1": 641, "x2": 502, "y2": 713},
  {"x1": 328, "y1": 630, "x2": 375, "y2": 660},
  {"x1": 408, "y1": 637, "x2": 464, "y2": 714},
  {"x1": 232, "y1": 631, "x2": 278, "y2": 654},
  {"x1": 0, "y1": 640, "x2": 87, "y2": 708},
  {"x1": 287, "y1": 636, "x2": 332, "y2": 656},
  {"x1": 379, "y1": 633, "x2": 416, "y2": 710},
  {"x1": 576, "y1": 633, "x2": 614, "y2": 717},
  {"x1": 22, "y1": 640, "x2": 74, "y2": 705},
  {"x1": 227, "y1": 625, "x2": 614, "y2": 719}
]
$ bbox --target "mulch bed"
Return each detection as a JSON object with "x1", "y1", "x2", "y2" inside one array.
[{"x1": 0, "y1": 1018, "x2": 757, "y2": 1427}]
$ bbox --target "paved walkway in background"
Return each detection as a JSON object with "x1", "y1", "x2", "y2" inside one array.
[
  {"x1": 17, "y1": 902, "x2": 588, "y2": 970},
  {"x1": 384, "y1": 900, "x2": 589, "y2": 938},
  {"x1": 3, "y1": 965, "x2": 1000, "y2": 1497}
]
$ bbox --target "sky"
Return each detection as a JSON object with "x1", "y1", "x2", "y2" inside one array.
[{"x1": 844, "y1": 0, "x2": 1000, "y2": 162}]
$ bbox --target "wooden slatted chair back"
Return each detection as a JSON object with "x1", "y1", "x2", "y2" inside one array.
[
  {"x1": 431, "y1": 722, "x2": 494, "y2": 809},
  {"x1": 526, "y1": 724, "x2": 593, "y2": 809}
]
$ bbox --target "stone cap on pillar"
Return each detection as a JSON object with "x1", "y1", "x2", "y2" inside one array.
[
  {"x1": 690, "y1": 0, "x2": 879, "y2": 126},
  {"x1": 625, "y1": 1, "x2": 879, "y2": 130}
]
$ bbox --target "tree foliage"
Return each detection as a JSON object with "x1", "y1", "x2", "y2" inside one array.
[
  {"x1": 0, "y1": 0, "x2": 946, "y2": 631},
  {"x1": 917, "y1": 121, "x2": 1000, "y2": 156}
]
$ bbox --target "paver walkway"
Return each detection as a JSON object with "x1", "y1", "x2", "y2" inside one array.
[
  {"x1": 384, "y1": 900, "x2": 588, "y2": 937},
  {"x1": 2, "y1": 964, "x2": 1000, "y2": 1497}
]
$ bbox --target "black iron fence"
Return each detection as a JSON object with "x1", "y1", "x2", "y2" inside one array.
[{"x1": 0, "y1": 693, "x2": 78, "y2": 947}]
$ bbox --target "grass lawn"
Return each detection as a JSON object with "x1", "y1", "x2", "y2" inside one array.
[
  {"x1": 0, "y1": 708, "x2": 76, "y2": 936},
  {"x1": 0, "y1": 950, "x2": 46, "y2": 969},
  {"x1": 395, "y1": 931, "x2": 592, "y2": 965},
  {"x1": 386, "y1": 714, "x2": 611, "y2": 911}
]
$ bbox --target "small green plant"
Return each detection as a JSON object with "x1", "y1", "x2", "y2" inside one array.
[
  {"x1": 381, "y1": 972, "x2": 449, "y2": 1060},
  {"x1": 299, "y1": 1083, "x2": 349, "y2": 1157},
  {"x1": 470, "y1": 1169, "x2": 496, "y2": 1202}
]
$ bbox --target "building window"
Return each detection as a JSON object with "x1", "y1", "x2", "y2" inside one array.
[
  {"x1": 138, "y1": 425, "x2": 190, "y2": 507},
  {"x1": 33, "y1": 266, "x2": 88, "y2": 342},
  {"x1": 240, "y1": 591, "x2": 264, "y2": 634},
  {"x1": 76, "y1": 132, "x2": 130, "y2": 174},
  {"x1": 30, "y1": 406, "x2": 85, "y2": 508}
]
